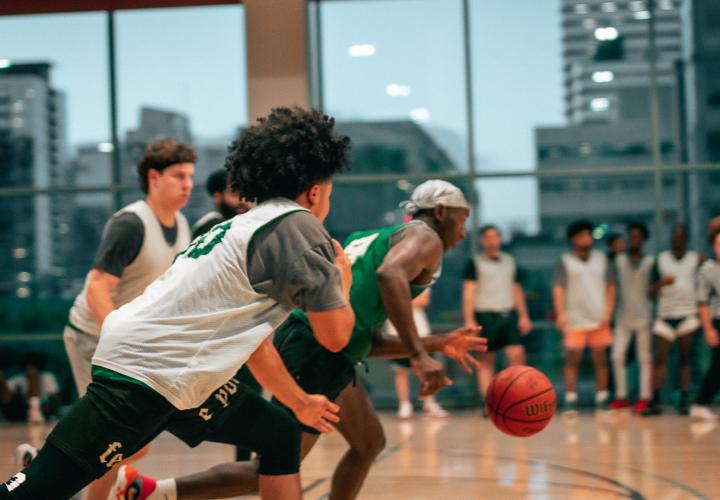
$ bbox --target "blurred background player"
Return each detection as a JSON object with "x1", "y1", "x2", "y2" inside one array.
[
  {"x1": 690, "y1": 227, "x2": 720, "y2": 420},
  {"x1": 0, "y1": 354, "x2": 60, "y2": 425},
  {"x1": 606, "y1": 232, "x2": 626, "y2": 263},
  {"x1": 644, "y1": 224, "x2": 700, "y2": 416},
  {"x1": 462, "y1": 224, "x2": 532, "y2": 407},
  {"x1": 192, "y1": 168, "x2": 254, "y2": 239},
  {"x1": 386, "y1": 289, "x2": 449, "y2": 419},
  {"x1": 553, "y1": 220, "x2": 616, "y2": 414},
  {"x1": 56, "y1": 139, "x2": 194, "y2": 499},
  {"x1": 610, "y1": 223, "x2": 654, "y2": 413}
]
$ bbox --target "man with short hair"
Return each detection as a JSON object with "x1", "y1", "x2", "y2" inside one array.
[
  {"x1": 462, "y1": 224, "x2": 532, "y2": 402},
  {"x1": 554, "y1": 220, "x2": 617, "y2": 414},
  {"x1": 192, "y1": 169, "x2": 254, "y2": 238}
]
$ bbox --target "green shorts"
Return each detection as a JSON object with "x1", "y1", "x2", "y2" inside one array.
[
  {"x1": 272, "y1": 315, "x2": 356, "y2": 434},
  {"x1": 475, "y1": 310, "x2": 521, "y2": 352}
]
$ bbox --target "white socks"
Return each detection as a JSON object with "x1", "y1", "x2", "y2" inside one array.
[
  {"x1": 149, "y1": 479, "x2": 177, "y2": 500},
  {"x1": 565, "y1": 392, "x2": 578, "y2": 403}
]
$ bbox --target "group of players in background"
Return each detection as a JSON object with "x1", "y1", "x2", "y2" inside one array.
[
  {"x1": 463, "y1": 213, "x2": 720, "y2": 421},
  {"x1": 2, "y1": 105, "x2": 720, "y2": 500}
]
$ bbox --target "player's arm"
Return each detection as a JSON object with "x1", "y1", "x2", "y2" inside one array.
[
  {"x1": 376, "y1": 226, "x2": 449, "y2": 395},
  {"x1": 649, "y1": 258, "x2": 673, "y2": 297},
  {"x1": 513, "y1": 267, "x2": 532, "y2": 334},
  {"x1": 306, "y1": 240, "x2": 354, "y2": 352},
  {"x1": 370, "y1": 326, "x2": 486, "y2": 373},
  {"x1": 602, "y1": 263, "x2": 617, "y2": 327},
  {"x1": 552, "y1": 260, "x2": 567, "y2": 332},
  {"x1": 246, "y1": 338, "x2": 339, "y2": 433},
  {"x1": 696, "y1": 266, "x2": 719, "y2": 347},
  {"x1": 86, "y1": 270, "x2": 120, "y2": 326},
  {"x1": 461, "y1": 259, "x2": 478, "y2": 328},
  {"x1": 87, "y1": 213, "x2": 143, "y2": 327}
]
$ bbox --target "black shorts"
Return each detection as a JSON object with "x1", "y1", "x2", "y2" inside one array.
[
  {"x1": 272, "y1": 316, "x2": 356, "y2": 434},
  {"x1": 475, "y1": 311, "x2": 521, "y2": 352},
  {"x1": 46, "y1": 375, "x2": 301, "y2": 478}
]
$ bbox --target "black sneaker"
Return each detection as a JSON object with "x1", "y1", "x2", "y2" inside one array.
[{"x1": 642, "y1": 399, "x2": 663, "y2": 417}]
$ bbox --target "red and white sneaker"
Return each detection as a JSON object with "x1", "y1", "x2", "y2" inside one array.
[
  {"x1": 634, "y1": 400, "x2": 650, "y2": 414},
  {"x1": 109, "y1": 465, "x2": 157, "y2": 500},
  {"x1": 609, "y1": 399, "x2": 630, "y2": 410}
]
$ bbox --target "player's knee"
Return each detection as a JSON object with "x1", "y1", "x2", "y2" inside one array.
[{"x1": 353, "y1": 426, "x2": 386, "y2": 461}]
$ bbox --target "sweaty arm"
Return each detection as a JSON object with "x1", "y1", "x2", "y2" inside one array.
[
  {"x1": 87, "y1": 213, "x2": 143, "y2": 327},
  {"x1": 376, "y1": 225, "x2": 450, "y2": 394}
]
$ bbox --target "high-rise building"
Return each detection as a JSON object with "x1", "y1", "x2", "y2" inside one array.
[
  {"x1": 536, "y1": 1, "x2": 683, "y2": 243},
  {"x1": 0, "y1": 62, "x2": 69, "y2": 299},
  {"x1": 682, "y1": 0, "x2": 720, "y2": 246}
]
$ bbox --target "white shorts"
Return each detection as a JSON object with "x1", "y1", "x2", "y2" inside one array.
[
  {"x1": 653, "y1": 316, "x2": 700, "y2": 341},
  {"x1": 62, "y1": 326, "x2": 100, "y2": 397}
]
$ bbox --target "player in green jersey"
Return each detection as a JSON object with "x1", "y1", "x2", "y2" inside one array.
[{"x1": 111, "y1": 180, "x2": 487, "y2": 500}]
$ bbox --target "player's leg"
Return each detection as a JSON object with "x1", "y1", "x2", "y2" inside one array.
[
  {"x1": 329, "y1": 382, "x2": 386, "y2": 500},
  {"x1": 503, "y1": 312, "x2": 526, "y2": 367},
  {"x1": 645, "y1": 332, "x2": 673, "y2": 416},
  {"x1": 476, "y1": 351, "x2": 496, "y2": 397},
  {"x1": 610, "y1": 323, "x2": 632, "y2": 406},
  {"x1": 634, "y1": 324, "x2": 653, "y2": 413},
  {"x1": 391, "y1": 361, "x2": 413, "y2": 419},
  {"x1": 1, "y1": 378, "x2": 173, "y2": 499},
  {"x1": 590, "y1": 346, "x2": 610, "y2": 408},
  {"x1": 676, "y1": 329, "x2": 696, "y2": 414},
  {"x1": 504, "y1": 346, "x2": 525, "y2": 366}
]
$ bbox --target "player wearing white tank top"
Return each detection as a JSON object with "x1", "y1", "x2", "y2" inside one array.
[{"x1": 644, "y1": 224, "x2": 702, "y2": 416}]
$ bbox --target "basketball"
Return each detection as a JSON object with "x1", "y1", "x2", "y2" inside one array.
[{"x1": 486, "y1": 365, "x2": 556, "y2": 437}]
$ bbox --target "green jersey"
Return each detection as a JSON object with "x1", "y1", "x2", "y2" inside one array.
[{"x1": 292, "y1": 221, "x2": 437, "y2": 363}]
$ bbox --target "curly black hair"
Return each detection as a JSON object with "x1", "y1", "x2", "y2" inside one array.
[
  {"x1": 566, "y1": 219, "x2": 594, "y2": 240},
  {"x1": 626, "y1": 221, "x2": 649, "y2": 240},
  {"x1": 225, "y1": 107, "x2": 350, "y2": 203}
]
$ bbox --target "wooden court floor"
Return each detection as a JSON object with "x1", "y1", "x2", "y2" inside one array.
[{"x1": 1, "y1": 410, "x2": 718, "y2": 499}]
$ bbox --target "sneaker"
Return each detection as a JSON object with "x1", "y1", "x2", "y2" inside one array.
[
  {"x1": 642, "y1": 400, "x2": 663, "y2": 417},
  {"x1": 609, "y1": 399, "x2": 630, "y2": 410},
  {"x1": 563, "y1": 400, "x2": 578, "y2": 416},
  {"x1": 109, "y1": 465, "x2": 158, "y2": 500},
  {"x1": 397, "y1": 401, "x2": 413, "y2": 420},
  {"x1": 633, "y1": 400, "x2": 650, "y2": 414},
  {"x1": 14, "y1": 444, "x2": 37, "y2": 469},
  {"x1": 689, "y1": 404, "x2": 719, "y2": 421},
  {"x1": 423, "y1": 400, "x2": 450, "y2": 418}
]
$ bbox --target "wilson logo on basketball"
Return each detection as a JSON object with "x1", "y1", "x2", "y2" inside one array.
[{"x1": 523, "y1": 401, "x2": 554, "y2": 417}]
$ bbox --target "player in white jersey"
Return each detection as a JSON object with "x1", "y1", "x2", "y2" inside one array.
[
  {"x1": 644, "y1": 224, "x2": 701, "y2": 416},
  {"x1": 0, "y1": 107, "x2": 355, "y2": 500},
  {"x1": 15, "y1": 140, "x2": 194, "y2": 500},
  {"x1": 610, "y1": 223, "x2": 654, "y2": 413}
]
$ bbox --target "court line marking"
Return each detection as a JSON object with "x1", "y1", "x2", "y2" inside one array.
[{"x1": 440, "y1": 447, "x2": 707, "y2": 500}]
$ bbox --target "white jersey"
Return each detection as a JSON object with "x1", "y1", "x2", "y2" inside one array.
[
  {"x1": 93, "y1": 199, "x2": 307, "y2": 410},
  {"x1": 472, "y1": 252, "x2": 516, "y2": 312},
  {"x1": 656, "y1": 250, "x2": 699, "y2": 319},
  {"x1": 69, "y1": 200, "x2": 191, "y2": 337}
]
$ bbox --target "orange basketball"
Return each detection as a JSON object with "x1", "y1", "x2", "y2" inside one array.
[{"x1": 485, "y1": 365, "x2": 556, "y2": 437}]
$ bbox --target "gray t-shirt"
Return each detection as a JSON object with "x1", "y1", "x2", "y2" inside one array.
[{"x1": 247, "y1": 210, "x2": 345, "y2": 312}]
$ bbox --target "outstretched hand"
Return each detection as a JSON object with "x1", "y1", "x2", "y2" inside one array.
[
  {"x1": 293, "y1": 394, "x2": 340, "y2": 434},
  {"x1": 441, "y1": 326, "x2": 487, "y2": 374}
]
